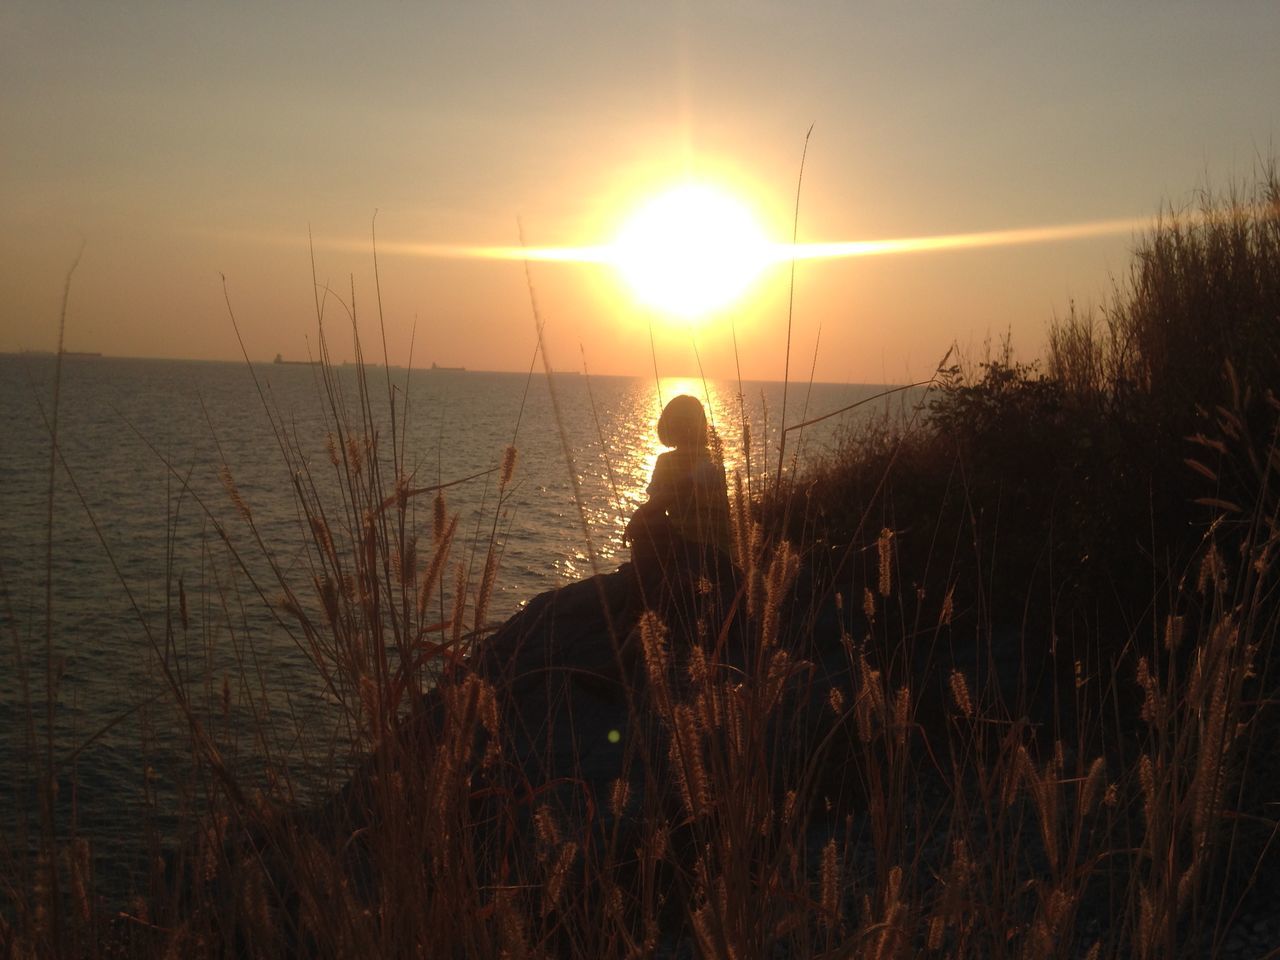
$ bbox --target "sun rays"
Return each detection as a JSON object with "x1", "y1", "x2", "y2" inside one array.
[
  {"x1": 463, "y1": 211, "x2": 1151, "y2": 322},
  {"x1": 492, "y1": 214, "x2": 1150, "y2": 268},
  {"x1": 382, "y1": 212, "x2": 1150, "y2": 273},
  {"x1": 278, "y1": 197, "x2": 1153, "y2": 324}
]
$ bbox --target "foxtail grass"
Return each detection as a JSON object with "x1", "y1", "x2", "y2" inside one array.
[{"x1": 5, "y1": 167, "x2": 1280, "y2": 958}]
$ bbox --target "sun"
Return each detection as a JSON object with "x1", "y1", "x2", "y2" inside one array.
[{"x1": 608, "y1": 183, "x2": 775, "y2": 320}]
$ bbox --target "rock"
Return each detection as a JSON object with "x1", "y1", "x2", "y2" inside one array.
[{"x1": 473, "y1": 568, "x2": 641, "y2": 831}]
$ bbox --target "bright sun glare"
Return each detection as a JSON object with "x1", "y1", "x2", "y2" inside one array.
[
  {"x1": 607, "y1": 183, "x2": 774, "y2": 320},
  {"x1": 413, "y1": 188, "x2": 1151, "y2": 329}
]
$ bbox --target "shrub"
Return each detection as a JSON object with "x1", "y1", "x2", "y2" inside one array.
[{"x1": 1048, "y1": 164, "x2": 1280, "y2": 436}]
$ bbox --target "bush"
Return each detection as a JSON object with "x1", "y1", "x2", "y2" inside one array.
[{"x1": 1048, "y1": 165, "x2": 1280, "y2": 437}]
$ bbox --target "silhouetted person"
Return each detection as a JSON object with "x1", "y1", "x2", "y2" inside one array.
[{"x1": 626, "y1": 395, "x2": 732, "y2": 608}]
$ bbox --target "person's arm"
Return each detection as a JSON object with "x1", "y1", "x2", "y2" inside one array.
[
  {"x1": 626, "y1": 454, "x2": 672, "y2": 546},
  {"x1": 645, "y1": 453, "x2": 678, "y2": 511}
]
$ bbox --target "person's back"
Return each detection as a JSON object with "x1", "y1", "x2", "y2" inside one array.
[
  {"x1": 626, "y1": 395, "x2": 732, "y2": 596},
  {"x1": 645, "y1": 445, "x2": 731, "y2": 557}
]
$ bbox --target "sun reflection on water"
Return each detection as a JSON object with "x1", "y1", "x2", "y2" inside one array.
[
  {"x1": 546, "y1": 374, "x2": 758, "y2": 582},
  {"x1": 606, "y1": 377, "x2": 754, "y2": 520},
  {"x1": 535, "y1": 372, "x2": 902, "y2": 587}
]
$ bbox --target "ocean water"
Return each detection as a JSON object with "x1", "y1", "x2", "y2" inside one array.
[{"x1": 0, "y1": 353, "x2": 909, "y2": 897}]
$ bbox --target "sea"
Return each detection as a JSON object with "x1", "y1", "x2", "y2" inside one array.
[{"x1": 0, "y1": 353, "x2": 913, "y2": 899}]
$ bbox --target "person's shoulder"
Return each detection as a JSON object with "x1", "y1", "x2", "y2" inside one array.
[{"x1": 648, "y1": 451, "x2": 676, "y2": 486}]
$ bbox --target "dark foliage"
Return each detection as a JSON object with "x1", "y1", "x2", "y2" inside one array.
[{"x1": 777, "y1": 168, "x2": 1280, "y2": 726}]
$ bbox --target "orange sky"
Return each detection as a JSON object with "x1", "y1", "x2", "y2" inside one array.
[{"x1": 3, "y1": 2, "x2": 1278, "y2": 382}]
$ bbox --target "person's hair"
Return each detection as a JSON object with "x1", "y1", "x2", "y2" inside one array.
[{"x1": 656, "y1": 394, "x2": 708, "y2": 449}]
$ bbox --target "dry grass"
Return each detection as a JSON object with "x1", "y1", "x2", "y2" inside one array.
[
  {"x1": 1048, "y1": 163, "x2": 1280, "y2": 422},
  {"x1": 5, "y1": 171, "x2": 1280, "y2": 958}
]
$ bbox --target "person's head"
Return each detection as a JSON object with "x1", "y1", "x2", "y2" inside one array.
[{"x1": 657, "y1": 394, "x2": 708, "y2": 449}]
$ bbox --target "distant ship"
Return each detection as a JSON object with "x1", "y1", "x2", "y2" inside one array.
[
  {"x1": 430, "y1": 362, "x2": 466, "y2": 372},
  {"x1": 273, "y1": 353, "x2": 318, "y2": 366}
]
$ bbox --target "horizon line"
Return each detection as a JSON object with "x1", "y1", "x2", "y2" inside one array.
[{"x1": 0, "y1": 350, "x2": 909, "y2": 388}]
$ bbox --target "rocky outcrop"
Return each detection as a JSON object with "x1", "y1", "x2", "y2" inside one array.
[{"x1": 470, "y1": 566, "x2": 643, "y2": 834}]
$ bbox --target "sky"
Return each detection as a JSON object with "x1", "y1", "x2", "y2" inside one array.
[{"x1": 2, "y1": 1, "x2": 1278, "y2": 383}]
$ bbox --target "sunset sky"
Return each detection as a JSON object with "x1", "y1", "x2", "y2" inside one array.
[{"x1": 3, "y1": 1, "x2": 1278, "y2": 383}]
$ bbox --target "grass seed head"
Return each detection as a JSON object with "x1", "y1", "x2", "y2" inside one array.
[
  {"x1": 640, "y1": 611, "x2": 672, "y2": 713},
  {"x1": 1136, "y1": 656, "x2": 1163, "y2": 725},
  {"x1": 671, "y1": 704, "x2": 710, "y2": 818},
  {"x1": 927, "y1": 915, "x2": 946, "y2": 951},
  {"x1": 449, "y1": 560, "x2": 467, "y2": 645},
  {"x1": 782, "y1": 789, "x2": 797, "y2": 826},
  {"x1": 938, "y1": 584, "x2": 955, "y2": 627},
  {"x1": 1138, "y1": 754, "x2": 1156, "y2": 828},
  {"x1": 418, "y1": 515, "x2": 457, "y2": 619},
  {"x1": 500, "y1": 444, "x2": 518, "y2": 489},
  {"x1": 949, "y1": 670, "x2": 973, "y2": 718},
  {"x1": 688, "y1": 644, "x2": 709, "y2": 687},
  {"x1": 820, "y1": 838, "x2": 840, "y2": 927},
  {"x1": 393, "y1": 536, "x2": 417, "y2": 587},
  {"x1": 877, "y1": 527, "x2": 895, "y2": 597},
  {"x1": 1081, "y1": 756, "x2": 1107, "y2": 814},
  {"x1": 610, "y1": 778, "x2": 631, "y2": 818},
  {"x1": 761, "y1": 538, "x2": 799, "y2": 645},
  {"x1": 543, "y1": 840, "x2": 577, "y2": 915},
  {"x1": 534, "y1": 805, "x2": 561, "y2": 852},
  {"x1": 1197, "y1": 542, "x2": 1227, "y2": 594},
  {"x1": 828, "y1": 686, "x2": 845, "y2": 715},
  {"x1": 345, "y1": 434, "x2": 364, "y2": 474},
  {"x1": 474, "y1": 544, "x2": 499, "y2": 634},
  {"x1": 893, "y1": 685, "x2": 911, "y2": 747}
]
